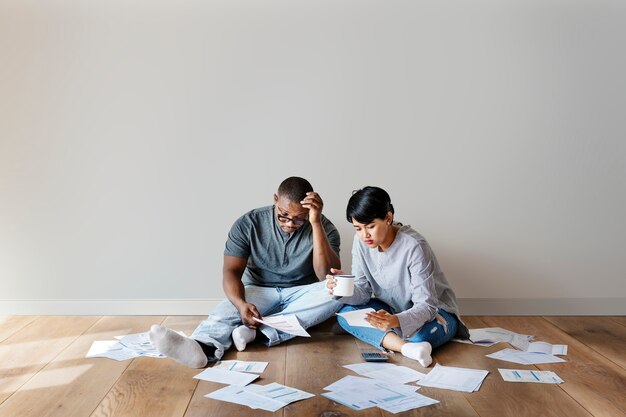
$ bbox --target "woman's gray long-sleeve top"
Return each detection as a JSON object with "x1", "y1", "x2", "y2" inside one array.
[{"x1": 339, "y1": 224, "x2": 468, "y2": 339}]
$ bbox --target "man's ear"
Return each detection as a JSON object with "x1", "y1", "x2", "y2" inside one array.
[{"x1": 273, "y1": 194, "x2": 278, "y2": 204}]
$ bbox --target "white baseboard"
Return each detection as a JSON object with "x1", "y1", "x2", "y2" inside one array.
[
  {"x1": 458, "y1": 298, "x2": 626, "y2": 315},
  {"x1": 1, "y1": 298, "x2": 624, "y2": 316},
  {"x1": 0, "y1": 299, "x2": 224, "y2": 316}
]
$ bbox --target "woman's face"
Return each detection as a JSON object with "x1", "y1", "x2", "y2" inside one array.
[{"x1": 352, "y1": 217, "x2": 391, "y2": 249}]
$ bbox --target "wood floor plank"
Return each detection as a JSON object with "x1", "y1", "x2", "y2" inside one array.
[
  {"x1": 448, "y1": 317, "x2": 592, "y2": 417},
  {"x1": 284, "y1": 331, "x2": 383, "y2": 417},
  {"x1": 479, "y1": 316, "x2": 626, "y2": 417},
  {"x1": 544, "y1": 316, "x2": 626, "y2": 370},
  {"x1": 608, "y1": 316, "x2": 626, "y2": 327},
  {"x1": 0, "y1": 316, "x2": 100, "y2": 406},
  {"x1": 184, "y1": 339, "x2": 287, "y2": 417},
  {"x1": 0, "y1": 315, "x2": 165, "y2": 417},
  {"x1": 90, "y1": 316, "x2": 203, "y2": 417},
  {"x1": 0, "y1": 316, "x2": 38, "y2": 342}
]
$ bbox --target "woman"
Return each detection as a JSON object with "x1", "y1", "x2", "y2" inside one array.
[{"x1": 326, "y1": 186, "x2": 468, "y2": 367}]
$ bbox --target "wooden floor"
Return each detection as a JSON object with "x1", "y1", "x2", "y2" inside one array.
[{"x1": 0, "y1": 315, "x2": 624, "y2": 417}]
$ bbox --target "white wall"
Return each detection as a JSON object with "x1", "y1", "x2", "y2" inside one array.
[{"x1": 1, "y1": 0, "x2": 625, "y2": 315}]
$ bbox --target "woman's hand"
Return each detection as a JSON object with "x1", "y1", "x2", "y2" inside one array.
[
  {"x1": 325, "y1": 267, "x2": 345, "y2": 295},
  {"x1": 365, "y1": 309, "x2": 400, "y2": 331}
]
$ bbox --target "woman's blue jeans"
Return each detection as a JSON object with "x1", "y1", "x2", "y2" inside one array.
[{"x1": 337, "y1": 299, "x2": 458, "y2": 351}]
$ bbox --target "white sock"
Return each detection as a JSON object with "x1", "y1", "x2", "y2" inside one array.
[
  {"x1": 232, "y1": 325, "x2": 256, "y2": 351},
  {"x1": 149, "y1": 324, "x2": 208, "y2": 368},
  {"x1": 401, "y1": 342, "x2": 433, "y2": 367}
]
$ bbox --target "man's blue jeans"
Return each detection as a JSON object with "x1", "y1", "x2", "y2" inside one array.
[
  {"x1": 191, "y1": 281, "x2": 343, "y2": 360},
  {"x1": 337, "y1": 299, "x2": 458, "y2": 351}
]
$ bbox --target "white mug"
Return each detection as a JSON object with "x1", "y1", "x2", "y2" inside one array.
[{"x1": 333, "y1": 275, "x2": 355, "y2": 297}]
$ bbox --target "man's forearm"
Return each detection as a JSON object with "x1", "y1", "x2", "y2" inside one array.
[
  {"x1": 311, "y1": 222, "x2": 341, "y2": 279},
  {"x1": 223, "y1": 273, "x2": 246, "y2": 308}
]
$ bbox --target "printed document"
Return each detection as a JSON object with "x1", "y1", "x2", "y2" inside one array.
[
  {"x1": 205, "y1": 385, "x2": 284, "y2": 411},
  {"x1": 193, "y1": 367, "x2": 259, "y2": 386},
  {"x1": 336, "y1": 308, "x2": 376, "y2": 328},
  {"x1": 213, "y1": 360, "x2": 268, "y2": 373},
  {"x1": 377, "y1": 393, "x2": 439, "y2": 414},
  {"x1": 344, "y1": 362, "x2": 426, "y2": 384},
  {"x1": 253, "y1": 314, "x2": 311, "y2": 337},
  {"x1": 206, "y1": 383, "x2": 313, "y2": 411},
  {"x1": 517, "y1": 341, "x2": 568, "y2": 355},
  {"x1": 322, "y1": 377, "x2": 437, "y2": 412},
  {"x1": 86, "y1": 331, "x2": 167, "y2": 361},
  {"x1": 324, "y1": 375, "x2": 418, "y2": 394},
  {"x1": 455, "y1": 327, "x2": 534, "y2": 348},
  {"x1": 250, "y1": 383, "x2": 314, "y2": 408},
  {"x1": 116, "y1": 332, "x2": 165, "y2": 358},
  {"x1": 486, "y1": 348, "x2": 567, "y2": 365},
  {"x1": 417, "y1": 364, "x2": 489, "y2": 392},
  {"x1": 86, "y1": 340, "x2": 139, "y2": 361},
  {"x1": 498, "y1": 369, "x2": 564, "y2": 384}
]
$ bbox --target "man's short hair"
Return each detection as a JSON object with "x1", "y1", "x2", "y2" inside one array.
[{"x1": 277, "y1": 177, "x2": 313, "y2": 202}]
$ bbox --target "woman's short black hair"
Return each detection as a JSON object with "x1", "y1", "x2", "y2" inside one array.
[{"x1": 346, "y1": 186, "x2": 394, "y2": 224}]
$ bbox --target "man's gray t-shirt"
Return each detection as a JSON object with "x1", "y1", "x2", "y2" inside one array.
[{"x1": 224, "y1": 205, "x2": 341, "y2": 288}]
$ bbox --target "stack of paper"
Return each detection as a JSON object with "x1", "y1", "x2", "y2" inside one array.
[
  {"x1": 86, "y1": 332, "x2": 165, "y2": 361},
  {"x1": 343, "y1": 362, "x2": 426, "y2": 384},
  {"x1": 486, "y1": 348, "x2": 567, "y2": 365},
  {"x1": 417, "y1": 364, "x2": 489, "y2": 392},
  {"x1": 322, "y1": 375, "x2": 438, "y2": 413},
  {"x1": 206, "y1": 383, "x2": 314, "y2": 411},
  {"x1": 498, "y1": 369, "x2": 564, "y2": 384}
]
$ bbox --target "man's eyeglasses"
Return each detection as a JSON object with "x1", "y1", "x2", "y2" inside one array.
[{"x1": 276, "y1": 212, "x2": 308, "y2": 226}]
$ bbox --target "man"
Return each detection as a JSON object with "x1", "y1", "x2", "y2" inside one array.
[{"x1": 150, "y1": 176, "x2": 343, "y2": 368}]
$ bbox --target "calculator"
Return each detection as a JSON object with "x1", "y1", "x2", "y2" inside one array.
[{"x1": 361, "y1": 352, "x2": 389, "y2": 362}]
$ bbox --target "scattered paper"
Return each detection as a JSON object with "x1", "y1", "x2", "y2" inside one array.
[
  {"x1": 344, "y1": 362, "x2": 426, "y2": 384},
  {"x1": 213, "y1": 360, "x2": 269, "y2": 373},
  {"x1": 377, "y1": 393, "x2": 440, "y2": 414},
  {"x1": 454, "y1": 327, "x2": 534, "y2": 348},
  {"x1": 498, "y1": 369, "x2": 564, "y2": 384},
  {"x1": 86, "y1": 340, "x2": 139, "y2": 361},
  {"x1": 517, "y1": 341, "x2": 568, "y2": 355},
  {"x1": 251, "y1": 383, "x2": 315, "y2": 409},
  {"x1": 417, "y1": 364, "x2": 489, "y2": 392},
  {"x1": 116, "y1": 332, "x2": 165, "y2": 358},
  {"x1": 194, "y1": 368, "x2": 259, "y2": 386},
  {"x1": 253, "y1": 314, "x2": 311, "y2": 337},
  {"x1": 86, "y1": 331, "x2": 165, "y2": 361},
  {"x1": 336, "y1": 308, "x2": 376, "y2": 328},
  {"x1": 324, "y1": 375, "x2": 418, "y2": 394},
  {"x1": 205, "y1": 385, "x2": 284, "y2": 410},
  {"x1": 206, "y1": 383, "x2": 314, "y2": 411},
  {"x1": 486, "y1": 348, "x2": 567, "y2": 365},
  {"x1": 323, "y1": 377, "x2": 437, "y2": 412}
]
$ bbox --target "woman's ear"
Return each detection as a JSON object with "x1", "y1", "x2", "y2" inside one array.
[{"x1": 387, "y1": 212, "x2": 393, "y2": 225}]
